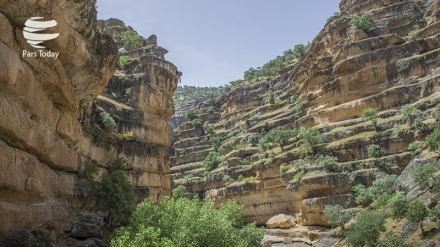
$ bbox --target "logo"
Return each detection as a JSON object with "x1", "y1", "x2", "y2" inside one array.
[
  {"x1": 23, "y1": 17, "x2": 59, "y2": 48},
  {"x1": 22, "y1": 17, "x2": 60, "y2": 59}
]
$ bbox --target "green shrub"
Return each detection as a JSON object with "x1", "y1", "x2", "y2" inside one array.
[
  {"x1": 184, "y1": 109, "x2": 198, "y2": 121},
  {"x1": 388, "y1": 192, "x2": 414, "y2": 219},
  {"x1": 411, "y1": 163, "x2": 437, "y2": 190},
  {"x1": 279, "y1": 164, "x2": 289, "y2": 175},
  {"x1": 367, "y1": 144, "x2": 381, "y2": 159},
  {"x1": 206, "y1": 124, "x2": 215, "y2": 135},
  {"x1": 314, "y1": 155, "x2": 338, "y2": 172},
  {"x1": 408, "y1": 141, "x2": 423, "y2": 157},
  {"x1": 346, "y1": 211, "x2": 385, "y2": 247},
  {"x1": 203, "y1": 151, "x2": 223, "y2": 171},
  {"x1": 192, "y1": 119, "x2": 202, "y2": 128},
  {"x1": 352, "y1": 11, "x2": 375, "y2": 32},
  {"x1": 298, "y1": 127, "x2": 323, "y2": 155},
  {"x1": 258, "y1": 136, "x2": 271, "y2": 156},
  {"x1": 209, "y1": 135, "x2": 222, "y2": 151},
  {"x1": 119, "y1": 55, "x2": 129, "y2": 68},
  {"x1": 237, "y1": 175, "x2": 244, "y2": 182},
  {"x1": 406, "y1": 199, "x2": 429, "y2": 234},
  {"x1": 274, "y1": 98, "x2": 282, "y2": 106},
  {"x1": 352, "y1": 184, "x2": 373, "y2": 206},
  {"x1": 172, "y1": 185, "x2": 186, "y2": 198},
  {"x1": 246, "y1": 134, "x2": 259, "y2": 145},
  {"x1": 361, "y1": 107, "x2": 379, "y2": 130},
  {"x1": 376, "y1": 232, "x2": 413, "y2": 247},
  {"x1": 79, "y1": 161, "x2": 99, "y2": 181},
  {"x1": 294, "y1": 170, "x2": 305, "y2": 183},
  {"x1": 267, "y1": 90, "x2": 275, "y2": 104},
  {"x1": 264, "y1": 126, "x2": 296, "y2": 151},
  {"x1": 243, "y1": 176, "x2": 257, "y2": 183},
  {"x1": 98, "y1": 111, "x2": 117, "y2": 132},
  {"x1": 90, "y1": 163, "x2": 136, "y2": 228},
  {"x1": 412, "y1": 118, "x2": 428, "y2": 132},
  {"x1": 426, "y1": 123, "x2": 440, "y2": 154},
  {"x1": 392, "y1": 124, "x2": 409, "y2": 137},
  {"x1": 122, "y1": 29, "x2": 143, "y2": 50},
  {"x1": 401, "y1": 104, "x2": 420, "y2": 124},
  {"x1": 292, "y1": 44, "x2": 309, "y2": 59},
  {"x1": 352, "y1": 175, "x2": 398, "y2": 206},
  {"x1": 116, "y1": 131, "x2": 134, "y2": 140},
  {"x1": 323, "y1": 205, "x2": 352, "y2": 230},
  {"x1": 112, "y1": 198, "x2": 264, "y2": 247},
  {"x1": 295, "y1": 97, "x2": 304, "y2": 113},
  {"x1": 125, "y1": 87, "x2": 132, "y2": 98}
]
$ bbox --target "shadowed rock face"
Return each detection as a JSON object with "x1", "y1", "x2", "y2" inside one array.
[{"x1": 169, "y1": 0, "x2": 440, "y2": 227}]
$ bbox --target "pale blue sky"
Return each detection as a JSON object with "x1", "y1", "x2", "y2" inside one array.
[{"x1": 97, "y1": 1, "x2": 341, "y2": 87}]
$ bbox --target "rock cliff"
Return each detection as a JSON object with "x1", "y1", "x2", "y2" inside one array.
[
  {"x1": 169, "y1": 0, "x2": 440, "y2": 235},
  {"x1": 0, "y1": 2, "x2": 180, "y2": 244}
]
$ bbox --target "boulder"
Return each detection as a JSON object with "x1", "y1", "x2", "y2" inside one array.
[
  {"x1": 266, "y1": 214, "x2": 297, "y2": 229},
  {"x1": 70, "y1": 222, "x2": 102, "y2": 239}
]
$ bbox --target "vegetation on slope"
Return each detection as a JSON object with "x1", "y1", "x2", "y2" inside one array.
[{"x1": 173, "y1": 85, "x2": 225, "y2": 105}]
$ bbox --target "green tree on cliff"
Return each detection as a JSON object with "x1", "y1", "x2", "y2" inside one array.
[
  {"x1": 122, "y1": 28, "x2": 143, "y2": 50},
  {"x1": 361, "y1": 107, "x2": 379, "y2": 130}
]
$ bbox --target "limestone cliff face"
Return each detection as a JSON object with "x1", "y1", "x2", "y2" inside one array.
[
  {"x1": 0, "y1": 2, "x2": 179, "y2": 240},
  {"x1": 169, "y1": 0, "x2": 440, "y2": 229}
]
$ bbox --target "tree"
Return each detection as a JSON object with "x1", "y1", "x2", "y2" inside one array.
[
  {"x1": 367, "y1": 144, "x2": 381, "y2": 159},
  {"x1": 361, "y1": 107, "x2": 379, "y2": 130},
  {"x1": 406, "y1": 199, "x2": 429, "y2": 234},
  {"x1": 203, "y1": 151, "x2": 223, "y2": 171},
  {"x1": 122, "y1": 29, "x2": 143, "y2": 50},
  {"x1": 323, "y1": 205, "x2": 352, "y2": 230},
  {"x1": 346, "y1": 211, "x2": 385, "y2": 247},
  {"x1": 206, "y1": 124, "x2": 215, "y2": 135},
  {"x1": 111, "y1": 198, "x2": 264, "y2": 247},
  {"x1": 265, "y1": 127, "x2": 296, "y2": 151},
  {"x1": 209, "y1": 135, "x2": 222, "y2": 151},
  {"x1": 90, "y1": 162, "x2": 136, "y2": 228},
  {"x1": 292, "y1": 44, "x2": 309, "y2": 59},
  {"x1": 388, "y1": 192, "x2": 413, "y2": 219},
  {"x1": 401, "y1": 104, "x2": 420, "y2": 124},
  {"x1": 258, "y1": 136, "x2": 271, "y2": 157},
  {"x1": 352, "y1": 11, "x2": 375, "y2": 32},
  {"x1": 411, "y1": 163, "x2": 437, "y2": 190},
  {"x1": 298, "y1": 127, "x2": 323, "y2": 154},
  {"x1": 99, "y1": 111, "x2": 117, "y2": 132},
  {"x1": 172, "y1": 185, "x2": 186, "y2": 198},
  {"x1": 184, "y1": 109, "x2": 198, "y2": 121},
  {"x1": 119, "y1": 55, "x2": 129, "y2": 69},
  {"x1": 425, "y1": 123, "x2": 440, "y2": 154},
  {"x1": 192, "y1": 119, "x2": 202, "y2": 129},
  {"x1": 267, "y1": 90, "x2": 275, "y2": 104}
]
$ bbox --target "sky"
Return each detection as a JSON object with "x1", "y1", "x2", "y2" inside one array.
[{"x1": 97, "y1": 1, "x2": 341, "y2": 87}]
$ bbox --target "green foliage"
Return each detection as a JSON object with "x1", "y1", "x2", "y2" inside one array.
[
  {"x1": 408, "y1": 141, "x2": 423, "y2": 157},
  {"x1": 352, "y1": 11, "x2": 375, "y2": 32},
  {"x1": 361, "y1": 107, "x2": 379, "y2": 130},
  {"x1": 352, "y1": 175, "x2": 398, "y2": 206},
  {"x1": 375, "y1": 232, "x2": 413, "y2": 247},
  {"x1": 209, "y1": 135, "x2": 222, "y2": 151},
  {"x1": 401, "y1": 104, "x2": 420, "y2": 124},
  {"x1": 323, "y1": 205, "x2": 353, "y2": 230},
  {"x1": 246, "y1": 134, "x2": 259, "y2": 145},
  {"x1": 367, "y1": 144, "x2": 381, "y2": 159},
  {"x1": 346, "y1": 211, "x2": 385, "y2": 247},
  {"x1": 298, "y1": 127, "x2": 323, "y2": 155},
  {"x1": 173, "y1": 85, "x2": 224, "y2": 105},
  {"x1": 412, "y1": 118, "x2": 428, "y2": 132},
  {"x1": 406, "y1": 199, "x2": 429, "y2": 233},
  {"x1": 292, "y1": 43, "x2": 310, "y2": 59},
  {"x1": 411, "y1": 163, "x2": 437, "y2": 190},
  {"x1": 352, "y1": 184, "x2": 374, "y2": 206},
  {"x1": 173, "y1": 127, "x2": 181, "y2": 135},
  {"x1": 295, "y1": 97, "x2": 304, "y2": 114},
  {"x1": 258, "y1": 136, "x2": 270, "y2": 156},
  {"x1": 426, "y1": 123, "x2": 440, "y2": 154},
  {"x1": 98, "y1": 111, "x2": 117, "y2": 132},
  {"x1": 122, "y1": 29, "x2": 143, "y2": 50},
  {"x1": 388, "y1": 192, "x2": 414, "y2": 219},
  {"x1": 314, "y1": 155, "x2": 338, "y2": 172},
  {"x1": 172, "y1": 185, "x2": 186, "y2": 198},
  {"x1": 267, "y1": 90, "x2": 275, "y2": 104},
  {"x1": 203, "y1": 151, "x2": 223, "y2": 171},
  {"x1": 293, "y1": 170, "x2": 305, "y2": 183},
  {"x1": 116, "y1": 131, "x2": 134, "y2": 140},
  {"x1": 119, "y1": 55, "x2": 129, "y2": 69},
  {"x1": 90, "y1": 163, "x2": 136, "y2": 227},
  {"x1": 392, "y1": 124, "x2": 409, "y2": 137},
  {"x1": 279, "y1": 164, "x2": 289, "y2": 175},
  {"x1": 79, "y1": 161, "x2": 99, "y2": 181},
  {"x1": 112, "y1": 198, "x2": 263, "y2": 247},
  {"x1": 185, "y1": 109, "x2": 198, "y2": 121},
  {"x1": 274, "y1": 98, "x2": 282, "y2": 106},
  {"x1": 206, "y1": 124, "x2": 215, "y2": 135},
  {"x1": 125, "y1": 87, "x2": 132, "y2": 98},
  {"x1": 192, "y1": 119, "x2": 202, "y2": 128},
  {"x1": 264, "y1": 126, "x2": 296, "y2": 151}
]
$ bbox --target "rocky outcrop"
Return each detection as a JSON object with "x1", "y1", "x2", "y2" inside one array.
[
  {"x1": 0, "y1": 1, "x2": 179, "y2": 243},
  {"x1": 169, "y1": 0, "x2": 440, "y2": 232}
]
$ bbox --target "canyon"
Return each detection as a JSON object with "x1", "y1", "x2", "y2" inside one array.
[{"x1": 0, "y1": 0, "x2": 439, "y2": 246}]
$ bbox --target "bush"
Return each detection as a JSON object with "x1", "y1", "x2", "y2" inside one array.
[
  {"x1": 274, "y1": 98, "x2": 282, "y2": 106},
  {"x1": 392, "y1": 124, "x2": 409, "y2": 137},
  {"x1": 279, "y1": 164, "x2": 289, "y2": 175},
  {"x1": 99, "y1": 111, "x2": 117, "y2": 132},
  {"x1": 314, "y1": 155, "x2": 338, "y2": 172},
  {"x1": 375, "y1": 232, "x2": 413, "y2": 247},
  {"x1": 352, "y1": 175, "x2": 398, "y2": 206},
  {"x1": 246, "y1": 134, "x2": 259, "y2": 145},
  {"x1": 294, "y1": 170, "x2": 305, "y2": 183},
  {"x1": 119, "y1": 55, "x2": 129, "y2": 69},
  {"x1": 90, "y1": 163, "x2": 136, "y2": 228},
  {"x1": 79, "y1": 161, "x2": 99, "y2": 181},
  {"x1": 203, "y1": 151, "x2": 223, "y2": 171},
  {"x1": 295, "y1": 97, "x2": 304, "y2": 114},
  {"x1": 112, "y1": 198, "x2": 264, "y2": 247},
  {"x1": 346, "y1": 211, "x2": 385, "y2": 247},
  {"x1": 122, "y1": 29, "x2": 143, "y2": 50},
  {"x1": 411, "y1": 163, "x2": 437, "y2": 190},
  {"x1": 192, "y1": 119, "x2": 202, "y2": 129},
  {"x1": 264, "y1": 126, "x2": 296, "y2": 151},
  {"x1": 184, "y1": 109, "x2": 198, "y2": 121},
  {"x1": 412, "y1": 118, "x2": 428, "y2": 132},
  {"x1": 172, "y1": 185, "x2": 186, "y2": 198},
  {"x1": 408, "y1": 141, "x2": 423, "y2": 157},
  {"x1": 352, "y1": 11, "x2": 375, "y2": 32},
  {"x1": 206, "y1": 124, "x2": 215, "y2": 135},
  {"x1": 323, "y1": 205, "x2": 352, "y2": 230},
  {"x1": 388, "y1": 192, "x2": 413, "y2": 219},
  {"x1": 367, "y1": 144, "x2": 381, "y2": 159},
  {"x1": 267, "y1": 90, "x2": 275, "y2": 104},
  {"x1": 406, "y1": 199, "x2": 429, "y2": 234},
  {"x1": 401, "y1": 104, "x2": 420, "y2": 124},
  {"x1": 426, "y1": 123, "x2": 440, "y2": 154},
  {"x1": 298, "y1": 127, "x2": 323, "y2": 155},
  {"x1": 258, "y1": 136, "x2": 271, "y2": 156},
  {"x1": 361, "y1": 107, "x2": 379, "y2": 130},
  {"x1": 209, "y1": 135, "x2": 222, "y2": 151},
  {"x1": 352, "y1": 184, "x2": 373, "y2": 206}
]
